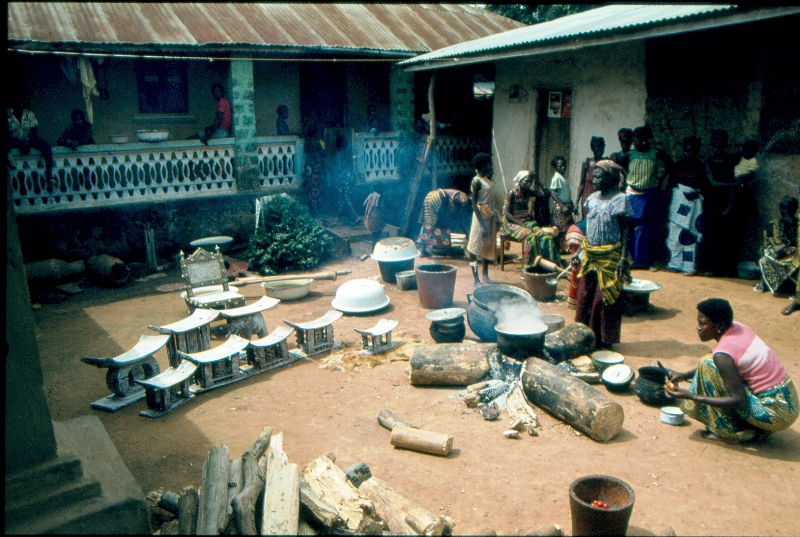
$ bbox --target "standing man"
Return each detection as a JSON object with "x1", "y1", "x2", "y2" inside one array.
[{"x1": 199, "y1": 83, "x2": 232, "y2": 145}]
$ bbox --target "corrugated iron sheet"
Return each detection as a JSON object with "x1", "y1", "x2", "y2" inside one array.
[
  {"x1": 401, "y1": 4, "x2": 740, "y2": 65},
  {"x1": 7, "y1": 3, "x2": 525, "y2": 55}
]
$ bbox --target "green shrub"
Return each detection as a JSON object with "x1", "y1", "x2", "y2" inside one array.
[{"x1": 245, "y1": 196, "x2": 332, "y2": 275}]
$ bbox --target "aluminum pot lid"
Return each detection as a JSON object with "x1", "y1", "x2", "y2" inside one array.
[
  {"x1": 425, "y1": 307, "x2": 466, "y2": 322},
  {"x1": 371, "y1": 237, "x2": 420, "y2": 262}
]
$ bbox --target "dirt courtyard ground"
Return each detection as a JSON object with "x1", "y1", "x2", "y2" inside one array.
[{"x1": 32, "y1": 241, "x2": 800, "y2": 536}]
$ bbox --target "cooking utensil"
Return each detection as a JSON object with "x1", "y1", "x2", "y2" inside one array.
[
  {"x1": 546, "y1": 266, "x2": 571, "y2": 286},
  {"x1": 656, "y1": 360, "x2": 669, "y2": 375}
]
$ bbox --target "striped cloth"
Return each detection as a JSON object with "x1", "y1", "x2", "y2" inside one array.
[{"x1": 577, "y1": 239, "x2": 631, "y2": 306}]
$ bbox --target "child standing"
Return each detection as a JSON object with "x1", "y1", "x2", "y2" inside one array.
[
  {"x1": 363, "y1": 182, "x2": 386, "y2": 245},
  {"x1": 572, "y1": 160, "x2": 632, "y2": 349},
  {"x1": 549, "y1": 155, "x2": 575, "y2": 251}
]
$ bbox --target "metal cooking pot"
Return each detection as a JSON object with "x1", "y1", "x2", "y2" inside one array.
[
  {"x1": 494, "y1": 321, "x2": 547, "y2": 360},
  {"x1": 466, "y1": 284, "x2": 536, "y2": 342}
]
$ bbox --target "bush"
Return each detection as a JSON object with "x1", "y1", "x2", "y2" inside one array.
[{"x1": 245, "y1": 196, "x2": 332, "y2": 275}]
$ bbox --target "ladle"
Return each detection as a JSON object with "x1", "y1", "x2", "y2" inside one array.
[{"x1": 546, "y1": 266, "x2": 571, "y2": 286}]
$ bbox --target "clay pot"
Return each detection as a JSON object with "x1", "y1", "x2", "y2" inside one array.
[
  {"x1": 86, "y1": 255, "x2": 130, "y2": 287},
  {"x1": 634, "y1": 366, "x2": 675, "y2": 407},
  {"x1": 415, "y1": 264, "x2": 457, "y2": 309},
  {"x1": 522, "y1": 265, "x2": 557, "y2": 302},
  {"x1": 569, "y1": 475, "x2": 635, "y2": 536}
]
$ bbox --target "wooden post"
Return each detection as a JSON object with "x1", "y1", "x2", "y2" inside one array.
[
  {"x1": 409, "y1": 343, "x2": 494, "y2": 386},
  {"x1": 232, "y1": 427, "x2": 273, "y2": 535},
  {"x1": 390, "y1": 425, "x2": 453, "y2": 456},
  {"x1": 521, "y1": 358, "x2": 624, "y2": 442},
  {"x1": 177, "y1": 486, "x2": 199, "y2": 535},
  {"x1": 377, "y1": 409, "x2": 417, "y2": 431},
  {"x1": 359, "y1": 476, "x2": 444, "y2": 536},
  {"x1": 196, "y1": 444, "x2": 232, "y2": 535}
]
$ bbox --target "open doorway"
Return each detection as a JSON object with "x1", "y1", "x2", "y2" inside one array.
[
  {"x1": 535, "y1": 89, "x2": 571, "y2": 192},
  {"x1": 300, "y1": 63, "x2": 347, "y2": 135}
]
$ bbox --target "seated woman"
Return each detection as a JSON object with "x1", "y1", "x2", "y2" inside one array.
[
  {"x1": 416, "y1": 188, "x2": 471, "y2": 256},
  {"x1": 665, "y1": 298, "x2": 799, "y2": 443},
  {"x1": 501, "y1": 171, "x2": 561, "y2": 267},
  {"x1": 755, "y1": 196, "x2": 799, "y2": 297},
  {"x1": 57, "y1": 109, "x2": 95, "y2": 150}
]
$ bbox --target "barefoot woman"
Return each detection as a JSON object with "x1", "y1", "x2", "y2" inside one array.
[{"x1": 665, "y1": 298, "x2": 799, "y2": 443}]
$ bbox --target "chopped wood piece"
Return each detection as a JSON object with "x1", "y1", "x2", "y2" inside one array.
[
  {"x1": 505, "y1": 383, "x2": 540, "y2": 430},
  {"x1": 466, "y1": 381, "x2": 488, "y2": 393},
  {"x1": 359, "y1": 476, "x2": 443, "y2": 535},
  {"x1": 224, "y1": 458, "x2": 243, "y2": 531},
  {"x1": 262, "y1": 462, "x2": 300, "y2": 536},
  {"x1": 342, "y1": 462, "x2": 372, "y2": 488},
  {"x1": 158, "y1": 490, "x2": 180, "y2": 514},
  {"x1": 177, "y1": 486, "x2": 198, "y2": 535},
  {"x1": 197, "y1": 444, "x2": 232, "y2": 535},
  {"x1": 377, "y1": 409, "x2": 418, "y2": 431},
  {"x1": 301, "y1": 455, "x2": 379, "y2": 533},
  {"x1": 441, "y1": 515, "x2": 455, "y2": 536},
  {"x1": 389, "y1": 425, "x2": 453, "y2": 456},
  {"x1": 409, "y1": 343, "x2": 494, "y2": 386},
  {"x1": 232, "y1": 427, "x2": 273, "y2": 535},
  {"x1": 299, "y1": 477, "x2": 348, "y2": 530},
  {"x1": 521, "y1": 358, "x2": 624, "y2": 442}
]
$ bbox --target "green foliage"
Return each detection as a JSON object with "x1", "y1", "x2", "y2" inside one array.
[
  {"x1": 245, "y1": 196, "x2": 332, "y2": 275},
  {"x1": 483, "y1": 4, "x2": 598, "y2": 25}
]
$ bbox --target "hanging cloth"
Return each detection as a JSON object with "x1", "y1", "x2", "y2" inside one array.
[
  {"x1": 78, "y1": 56, "x2": 99, "y2": 123},
  {"x1": 60, "y1": 57, "x2": 78, "y2": 85}
]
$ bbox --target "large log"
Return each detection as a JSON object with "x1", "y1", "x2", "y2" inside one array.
[
  {"x1": 377, "y1": 410, "x2": 417, "y2": 431},
  {"x1": 299, "y1": 477, "x2": 348, "y2": 530},
  {"x1": 196, "y1": 444, "x2": 232, "y2": 535},
  {"x1": 521, "y1": 358, "x2": 624, "y2": 442},
  {"x1": 232, "y1": 427, "x2": 273, "y2": 535},
  {"x1": 262, "y1": 463, "x2": 300, "y2": 535},
  {"x1": 359, "y1": 476, "x2": 444, "y2": 536},
  {"x1": 390, "y1": 425, "x2": 453, "y2": 456},
  {"x1": 301, "y1": 454, "x2": 379, "y2": 533},
  {"x1": 177, "y1": 486, "x2": 199, "y2": 535},
  {"x1": 543, "y1": 323, "x2": 595, "y2": 363},
  {"x1": 409, "y1": 343, "x2": 495, "y2": 386}
]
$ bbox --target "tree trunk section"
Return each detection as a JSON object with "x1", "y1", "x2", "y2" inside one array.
[
  {"x1": 177, "y1": 486, "x2": 199, "y2": 535},
  {"x1": 301, "y1": 454, "x2": 378, "y2": 533},
  {"x1": 232, "y1": 427, "x2": 272, "y2": 535},
  {"x1": 521, "y1": 358, "x2": 624, "y2": 442},
  {"x1": 390, "y1": 425, "x2": 453, "y2": 456},
  {"x1": 377, "y1": 409, "x2": 417, "y2": 431},
  {"x1": 409, "y1": 343, "x2": 494, "y2": 386},
  {"x1": 197, "y1": 444, "x2": 232, "y2": 535},
  {"x1": 360, "y1": 476, "x2": 444, "y2": 536},
  {"x1": 262, "y1": 463, "x2": 300, "y2": 536},
  {"x1": 543, "y1": 323, "x2": 596, "y2": 363}
]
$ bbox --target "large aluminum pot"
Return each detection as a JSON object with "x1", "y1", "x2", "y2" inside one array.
[
  {"x1": 495, "y1": 320, "x2": 547, "y2": 359},
  {"x1": 466, "y1": 284, "x2": 536, "y2": 342}
]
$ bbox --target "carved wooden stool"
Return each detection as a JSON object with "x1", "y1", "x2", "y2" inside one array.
[
  {"x1": 179, "y1": 334, "x2": 250, "y2": 392},
  {"x1": 217, "y1": 296, "x2": 280, "y2": 339},
  {"x1": 246, "y1": 326, "x2": 296, "y2": 371},
  {"x1": 81, "y1": 334, "x2": 168, "y2": 412},
  {"x1": 135, "y1": 360, "x2": 198, "y2": 418},
  {"x1": 148, "y1": 308, "x2": 220, "y2": 368},
  {"x1": 284, "y1": 310, "x2": 342, "y2": 356},
  {"x1": 354, "y1": 319, "x2": 398, "y2": 354}
]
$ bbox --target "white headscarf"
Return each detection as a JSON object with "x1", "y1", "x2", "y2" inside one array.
[{"x1": 513, "y1": 170, "x2": 531, "y2": 189}]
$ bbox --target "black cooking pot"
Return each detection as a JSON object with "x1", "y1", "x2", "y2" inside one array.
[
  {"x1": 634, "y1": 366, "x2": 676, "y2": 407},
  {"x1": 467, "y1": 284, "x2": 536, "y2": 342},
  {"x1": 494, "y1": 321, "x2": 547, "y2": 360}
]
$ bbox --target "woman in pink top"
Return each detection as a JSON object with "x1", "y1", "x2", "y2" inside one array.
[{"x1": 664, "y1": 298, "x2": 798, "y2": 443}]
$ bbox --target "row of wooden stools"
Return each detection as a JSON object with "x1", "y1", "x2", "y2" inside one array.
[{"x1": 81, "y1": 301, "x2": 398, "y2": 418}]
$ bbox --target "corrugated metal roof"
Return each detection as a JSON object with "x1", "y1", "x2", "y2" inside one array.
[
  {"x1": 400, "y1": 4, "x2": 783, "y2": 67},
  {"x1": 7, "y1": 3, "x2": 525, "y2": 57}
]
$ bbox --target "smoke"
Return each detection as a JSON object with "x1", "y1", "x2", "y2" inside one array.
[{"x1": 487, "y1": 297, "x2": 545, "y2": 334}]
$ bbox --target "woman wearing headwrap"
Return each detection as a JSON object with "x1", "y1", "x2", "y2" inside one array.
[
  {"x1": 501, "y1": 170, "x2": 561, "y2": 269},
  {"x1": 664, "y1": 298, "x2": 798, "y2": 443},
  {"x1": 626, "y1": 125, "x2": 674, "y2": 269},
  {"x1": 571, "y1": 160, "x2": 632, "y2": 348}
]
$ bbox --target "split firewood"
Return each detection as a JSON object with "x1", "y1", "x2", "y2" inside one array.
[
  {"x1": 343, "y1": 461, "x2": 372, "y2": 488},
  {"x1": 157, "y1": 490, "x2": 180, "y2": 514},
  {"x1": 232, "y1": 427, "x2": 273, "y2": 535},
  {"x1": 196, "y1": 444, "x2": 232, "y2": 535},
  {"x1": 301, "y1": 454, "x2": 380, "y2": 533},
  {"x1": 408, "y1": 343, "x2": 495, "y2": 386},
  {"x1": 526, "y1": 523, "x2": 563, "y2": 536},
  {"x1": 441, "y1": 515, "x2": 455, "y2": 536},
  {"x1": 521, "y1": 358, "x2": 624, "y2": 442},
  {"x1": 223, "y1": 458, "x2": 243, "y2": 532},
  {"x1": 463, "y1": 393, "x2": 480, "y2": 408},
  {"x1": 377, "y1": 409, "x2": 418, "y2": 431},
  {"x1": 176, "y1": 486, "x2": 198, "y2": 535},
  {"x1": 359, "y1": 476, "x2": 444, "y2": 536},
  {"x1": 505, "y1": 383, "x2": 540, "y2": 433},
  {"x1": 299, "y1": 477, "x2": 348, "y2": 530},
  {"x1": 390, "y1": 425, "x2": 453, "y2": 456},
  {"x1": 503, "y1": 430, "x2": 520, "y2": 439},
  {"x1": 262, "y1": 462, "x2": 300, "y2": 535},
  {"x1": 466, "y1": 381, "x2": 488, "y2": 393}
]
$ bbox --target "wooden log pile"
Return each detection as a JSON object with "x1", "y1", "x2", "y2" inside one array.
[{"x1": 147, "y1": 425, "x2": 458, "y2": 535}]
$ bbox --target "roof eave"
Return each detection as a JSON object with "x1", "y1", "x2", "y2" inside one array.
[{"x1": 402, "y1": 6, "x2": 800, "y2": 72}]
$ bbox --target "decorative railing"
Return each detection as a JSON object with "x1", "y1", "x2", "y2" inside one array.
[
  {"x1": 354, "y1": 132, "x2": 400, "y2": 182},
  {"x1": 433, "y1": 136, "x2": 487, "y2": 176},
  {"x1": 255, "y1": 136, "x2": 304, "y2": 188}
]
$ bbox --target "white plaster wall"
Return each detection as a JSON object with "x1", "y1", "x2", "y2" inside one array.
[{"x1": 492, "y1": 42, "x2": 646, "y2": 208}]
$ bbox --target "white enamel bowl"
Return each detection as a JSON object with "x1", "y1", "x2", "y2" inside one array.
[
  {"x1": 371, "y1": 237, "x2": 420, "y2": 262},
  {"x1": 660, "y1": 406, "x2": 685, "y2": 425},
  {"x1": 591, "y1": 350, "x2": 625, "y2": 372},
  {"x1": 331, "y1": 279, "x2": 390, "y2": 313},
  {"x1": 261, "y1": 279, "x2": 312, "y2": 301},
  {"x1": 135, "y1": 129, "x2": 169, "y2": 142}
]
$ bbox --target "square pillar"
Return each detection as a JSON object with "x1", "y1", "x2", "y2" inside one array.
[
  {"x1": 390, "y1": 65, "x2": 415, "y2": 133},
  {"x1": 230, "y1": 59, "x2": 260, "y2": 192}
]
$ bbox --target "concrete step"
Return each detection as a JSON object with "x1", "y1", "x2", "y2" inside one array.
[{"x1": 5, "y1": 472, "x2": 102, "y2": 523}]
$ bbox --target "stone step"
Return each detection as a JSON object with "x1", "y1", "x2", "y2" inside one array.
[
  {"x1": 5, "y1": 453, "x2": 84, "y2": 499},
  {"x1": 5, "y1": 471, "x2": 102, "y2": 523}
]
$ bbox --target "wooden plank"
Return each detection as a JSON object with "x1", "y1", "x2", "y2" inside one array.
[
  {"x1": 262, "y1": 463, "x2": 300, "y2": 536},
  {"x1": 196, "y1": 444, "x2": 232, "y2": 535}
]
